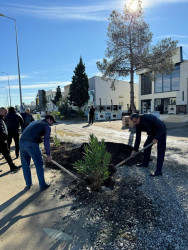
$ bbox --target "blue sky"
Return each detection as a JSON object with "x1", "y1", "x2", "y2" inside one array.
[{"x1": 0, "y1": 0, "x2": 188, "y2": 107}]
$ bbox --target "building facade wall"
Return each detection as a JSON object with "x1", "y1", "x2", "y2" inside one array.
[
  {"x1": 138, "y1": 60, "x2": 188, "y2": 114},
  {"x1": 46, "y1": 90, "x2": 56, "y2": 112},
  {"x1": 89, "y1": 76, "x2": 139, "y2": 112}
]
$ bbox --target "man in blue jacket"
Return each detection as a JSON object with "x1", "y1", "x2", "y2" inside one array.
[
  {"x1": 130, "y1": 113, "x2": 166, "y2": 176},
  {"x1": 20, "y1": 115, "x2": 56, "y2": 191}
]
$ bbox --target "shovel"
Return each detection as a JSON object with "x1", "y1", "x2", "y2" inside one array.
[
  {"x1": 43, "y1": 155, "x2": 79, "y2": 180},
  {"x1": 115, "y1": 142, "x2": 154, "y2": 168}
]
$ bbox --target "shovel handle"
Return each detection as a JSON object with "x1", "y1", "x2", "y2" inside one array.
[
  {"x1": 115, "y1": 142, "x2": 154, "y2": 168},
  {"x1": 43, "y1": 155, "x2": 79, "y2": 180}
]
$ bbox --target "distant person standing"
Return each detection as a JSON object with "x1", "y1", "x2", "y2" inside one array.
[
  {"x1": 19, "y1": 115, "x2": 56, "y2": 191},
  {"x1": 21, "y1": 108, "x2": 34, "y2": 132},
  {"x1": 5, "y1": 107, "x2": 23, "y2": 159},
  {"x1": 0, "y1": 107, "x2": 21, "y2": 172},
  {"x1": 89, "y1": 106, "x2": 95, "y2": 125}
]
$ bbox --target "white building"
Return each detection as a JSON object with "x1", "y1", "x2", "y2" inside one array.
[
  {"x1": 137, "y1": 46, "x2": 188, "y2": 114},
  {"x1": 46, "y1": 90, "x2": 56, "y2": 112},
  {"x1": 46, "y1": 89, "x2": 64, "y2": 112},
  {"x1": 88, "y1": 76, "x2": 139, "y2": 112}
]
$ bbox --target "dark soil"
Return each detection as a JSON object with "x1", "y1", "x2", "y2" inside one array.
[
  {"x1": 46, "y1": 141, "x2": 158, "y2": 248},
  {"x1": 47, "y1": 141, "x2": 144, "y2": 173},
  {"x1": 46, "y1": 141, "x2": 144, "y2": 190}
]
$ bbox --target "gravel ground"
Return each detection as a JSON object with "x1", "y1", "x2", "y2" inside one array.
[
  {"x1": 112, "y1": 140, "x2": 188, "y2": 250},
  {"x1": 1, "y1": 119, "x2": 187, "y2": 250},
  {"x1": 52, "y1": 120, "x2": 188, "y2": 249}
]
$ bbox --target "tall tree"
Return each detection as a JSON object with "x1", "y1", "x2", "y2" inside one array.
[
  {"x1": 52, "y1": 86, "x2": 62, "y2": 107},
  {"x1": 97, "y1": 0, "x2": 178, "y2": 112},
  {"x1": 69, "y1": 57, "x2": 89, "y2": 108},
  {"x1": 41, "y1": 90, "x2": 47, "y2": 111}
]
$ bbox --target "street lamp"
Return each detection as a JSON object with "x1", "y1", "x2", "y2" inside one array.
[
  {"x1": 1, "y1": 71, "x2": 11, "y2": 106},
  {"x1": 0, "y1": 86, "x2": 9, "y2": 107},
  {"x1": 0, "y1": 13, "x2": 23, "y2": 110}
]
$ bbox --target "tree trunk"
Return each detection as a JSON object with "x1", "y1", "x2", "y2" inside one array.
[{"x1": 130, "y1": 70, "x2": 136, "y2": 113}]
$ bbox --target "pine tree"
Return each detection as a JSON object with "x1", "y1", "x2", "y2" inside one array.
[
  {"x1": 52, "y1": 86, "x2": 62, "y2": 107},
  {"x1": 69, "y1": 57, "x2": 89, "y2": 108},
  {"x1": 97, "y1": 0, "x2": 178, "y2": 113}
]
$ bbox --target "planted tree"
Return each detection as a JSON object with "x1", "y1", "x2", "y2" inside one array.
[
  {"x1": 97, "y1": 0, "x2": 178, "y2": 112},
  {"x1": 74, "y1": 134, "x2": 111, "y2": 190},
  {"x1": 69, "y1": 57, "x2": 89, "y2": 109},
  {"x1": 53, "y1": 126, "x2": 61, "y2": 148},
  {"x1": 41, "y1": 90, "x2": 47, "y2": 111},
  {"x1": 52, "y1": 86, "x2": 62, "y2": 107}
]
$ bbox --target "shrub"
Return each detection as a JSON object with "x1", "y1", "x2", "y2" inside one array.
[
  {"x1": 77, "y1": 108, "x2": 84, "y2": 117},
  {"x1": 51, "y1": 111, "x2": 60, "y2": 120},
  {"x1": 74, "y1": 134, "x2": 111, "y2": 190}
]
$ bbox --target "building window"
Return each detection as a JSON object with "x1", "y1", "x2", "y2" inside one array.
[
  {"x1": 141, "y1": 99, "x2": 151, "y2": 113},
  {"x1": 141, "y1": 73, "x2": 152, "y2": 95},
  {"x1": 154, "y1": 74, "x2": 162, "y2": 93},
  {"x1": 163, "y1": 74, "x2": 171, "y2": 92},
  {"x1": 169, "y1": 98, "x2": 176, "y2": 105},
  {"x1": 171, "y1": 64, "x2": 180, "y2": 91},
  {"x1": 154, "y1": 64, "x2": 180, "y2": 93},
  {"x1": 182, "y1": 91, "x2": 184, "y2": 101}
]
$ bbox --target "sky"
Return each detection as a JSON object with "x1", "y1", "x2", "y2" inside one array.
[{"x1": 0, "y1": 0, "x2": 188, "y2": 107}]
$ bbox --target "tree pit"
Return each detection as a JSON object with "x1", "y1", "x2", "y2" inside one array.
[{"x1": 46, "y1": 141, "x2": 144, "y2": 190}]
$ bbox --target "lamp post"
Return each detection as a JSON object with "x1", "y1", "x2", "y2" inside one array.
[
  {"x1": 0, "y1": 13, "x2": 23, "y2": 110},
  {"x1": 1, "y1": 71, "x2": 11, "y2": 106},
  {"x1": 0, "y1": 86, "x2": 9, "y2": 107}
]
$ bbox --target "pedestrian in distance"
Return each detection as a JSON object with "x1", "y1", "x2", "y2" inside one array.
[
  {"x1": 21, "y1": 107, "x2": 34, "y2": 132},
  {"x1": 89, "y1": 105, "x2": 95, "y2": 125},
  {"x1": 130, "y1": 113, "x2": 167, "y2": 176},
  {"x1": 19, "y1": 115, "x2": 57, "y2": 191},
  {"x1": 0, "y1": 107, "x2": 21, "y2": 172},
  {"x1": 5, "y1": 106, "x2": 23, "y2": 159}
]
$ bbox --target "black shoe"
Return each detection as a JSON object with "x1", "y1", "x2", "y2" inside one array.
[
  {"x1": 24, "y1": 185, "x2": 31, "y2": 191},
  {"x1": 136, "y1": 163, "x2": 148, "y2": 167},
  {"x1": 10, "y1": 165, "x2": 22, "y2": 172},
  {"x1": 40, "y1": 184, "x2": 50, "y2": 191},
  {"x1": 150, "y1": 172, "x2": 162, "y2": 177}
]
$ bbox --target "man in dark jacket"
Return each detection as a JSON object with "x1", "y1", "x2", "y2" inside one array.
[
  {"x1": 5, "y1": 107, "x2": 23, "y2": 158},
  {"x1": 130, "y1": 113, "x2": 166, "y2": 176},
  {"x1": 21, "y1": 107, "x2": 34, "y2": 132},
  {"x1": 0, "y1": 107, "x2": 21, "y2": 172},
  {"x1": 19, "y1": 115, "x2": 56, "y2": 191}
]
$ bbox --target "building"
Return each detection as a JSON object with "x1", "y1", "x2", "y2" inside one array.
[
  {"x1": 63, "y1": 76, "x2": 139, "y2": 119},
  {"x1": 46, "y1": 90, "x2": 57, "y2": 112},
  {"x1": 64, "y1": 84, "x2": 71, "y2": 100},
  {"x1": 88, "y1": 76, "x2": 139, "y2": 112},
  {"x1": 35, "y1": 90, "x2": 43, "y2": 111},
  {"x1": 36, "y1": 89, "x2": 65, "y2": 113},
  {"x1": 138, "y1": 47, "x2": 188, "y2": 114}
]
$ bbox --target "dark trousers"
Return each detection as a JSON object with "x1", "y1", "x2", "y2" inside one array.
[
  {"x1": 0, "y1": 141, "x2": 15, "y2": 170},
  {"x1": 143, "y1": 134, "x2": 166, "y2": 174},
  {"x1": 7, "y1": 130, "x2": 20, "y2": 157},
  {"x1": 89, "y1": 115, "x2": 94, "y2": 124}
]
